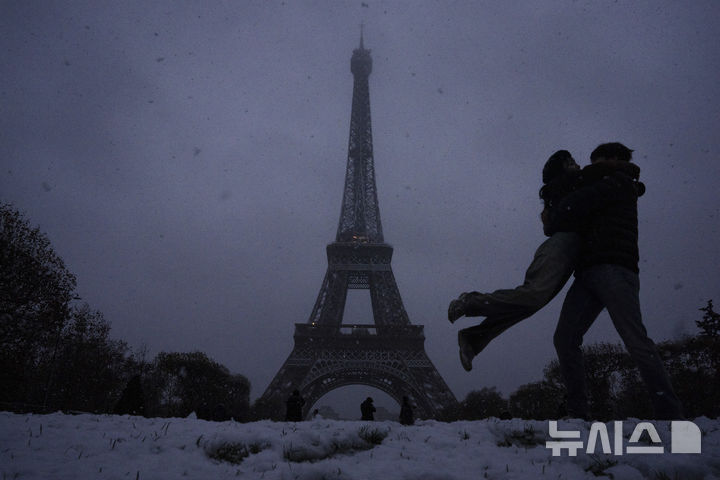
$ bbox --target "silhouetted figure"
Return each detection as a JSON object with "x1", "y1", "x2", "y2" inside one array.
[
  {"x1": 360, "y1": 396, "x2": 375, "y2": 421},
  {"x1": 311, "y1": 408, "x2": 320, "y2": 419},
  {"x1": 550, "y1": 142, "x2": 683, "y2": 420},
  {"x1": 114, "y1": 375, "x2": 145, "y2": 416},
  {"x1": 449, "y1": 151, "x2": 582, "y2": 371},
  {"x1": 399, "y1": 396, "x2": 414, "y2": 425},
  {"x1": 285, "y1": 389, "x2": 305, "y2": 422}
]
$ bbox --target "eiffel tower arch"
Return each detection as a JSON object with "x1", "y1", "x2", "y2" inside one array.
[{"x1": 259, "y1": 32, "x2": 458, "y2": 420}]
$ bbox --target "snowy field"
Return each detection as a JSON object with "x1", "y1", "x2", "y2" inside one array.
[{"x1": 1, "y1": 412, "x2": 719, "y2": 480}]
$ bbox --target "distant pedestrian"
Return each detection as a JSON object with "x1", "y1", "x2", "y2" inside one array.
[
  {"x1": 360, "y1": 397, "x2": 375, "y2": 421},
  {"x1": 399, "y1": 396, "x2": 414, "y2": 425},
  {"x1": 285, "y1": 389, "x2": 305, "y2": 422}
]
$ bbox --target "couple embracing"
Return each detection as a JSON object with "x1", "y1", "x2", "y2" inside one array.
[{"x1": 449, "y1": 142, "x2": 683, "y2": 420}]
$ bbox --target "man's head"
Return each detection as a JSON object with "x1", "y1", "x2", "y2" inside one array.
[
  {"x1": 590, "y1": 142, "x2": 634, "y2": 164},
  {"x1": 543, "y1": 150, "x2": 579, "y2": 184}
]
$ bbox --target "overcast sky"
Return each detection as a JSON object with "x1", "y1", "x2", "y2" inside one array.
[{"x1": 2, "y1": 1, "x2": 719, "y2": 415}]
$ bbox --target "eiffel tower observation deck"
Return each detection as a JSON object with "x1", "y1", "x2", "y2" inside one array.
[{"x1": 259, "y1": 32, "x2": 458, "y2": 420}]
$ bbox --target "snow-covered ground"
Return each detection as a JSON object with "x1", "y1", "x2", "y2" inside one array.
[{"x1": 1, "y1": 412, "x2": 718, "y2": 480}]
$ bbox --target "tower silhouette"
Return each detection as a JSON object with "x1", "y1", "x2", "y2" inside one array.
[{"x1": 259, "y1": 34, "x2": 457, "y2": 419}]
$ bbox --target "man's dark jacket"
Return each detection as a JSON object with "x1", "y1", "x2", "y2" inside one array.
[{"x1": 547, "y1": 161, "x2": 645, "y2": 273}]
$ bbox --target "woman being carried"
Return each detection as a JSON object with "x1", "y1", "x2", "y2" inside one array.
[{"x1": 449, "y1": 150, "x2": 643, "y2": 371}]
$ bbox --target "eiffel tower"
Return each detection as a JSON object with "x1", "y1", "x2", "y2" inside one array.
[{"x1": 259, "y1": 33, "x2": 458, "y2": 420}]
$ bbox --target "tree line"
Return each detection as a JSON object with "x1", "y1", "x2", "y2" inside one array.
[
  {"x1": 0, "y1": 203, "x2": 249, "y2": 420},
  {"x1": 2, "y1": 202, "x2": 717, "y2": 422}
]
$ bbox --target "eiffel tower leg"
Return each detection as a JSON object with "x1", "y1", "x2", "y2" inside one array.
[{"x1": 402, "y1": 350, "x2": 459, "y2": 418}]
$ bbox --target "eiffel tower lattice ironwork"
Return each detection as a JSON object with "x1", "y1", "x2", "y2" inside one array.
[{"x1": 259, "y1": 34, "x2": 458, "y2": 419}]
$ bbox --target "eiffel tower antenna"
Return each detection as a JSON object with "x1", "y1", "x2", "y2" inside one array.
[{"x1": 258, "y1": 36, "x2": 457, "y2": 420}]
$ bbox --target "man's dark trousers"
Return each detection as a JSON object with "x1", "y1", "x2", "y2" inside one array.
[{"x1": 553, "y1": 263, "x2": 683, "y2": 419}]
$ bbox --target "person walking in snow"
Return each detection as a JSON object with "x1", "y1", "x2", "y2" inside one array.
[
  {"x1": 360, "y1": 397, "x2": 375, "y2": 421},
  {"x1": 285, "y1": 389, "x2": 305, "y2": 422},
  {"x1": 399, "y1": 396, "x2": 414, "y2": 425}
]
